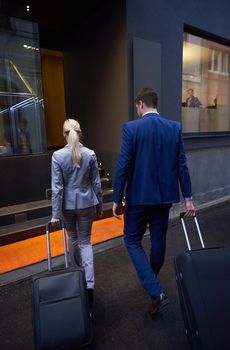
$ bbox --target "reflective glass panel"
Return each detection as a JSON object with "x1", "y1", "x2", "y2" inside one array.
[
  {"x1": 182, "y1": 33, "x2": 230, "y2": 133},
  {"x1": 0, "y1": 15, "x2": 46, "y2": 156}
]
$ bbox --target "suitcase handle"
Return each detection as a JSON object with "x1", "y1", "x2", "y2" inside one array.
[
  {"x1": 46, "y1": 220, "x2": 69, "y2": 271},
  {"x1": 180, "y1": 213, "x2": 205, "y2": 251}
]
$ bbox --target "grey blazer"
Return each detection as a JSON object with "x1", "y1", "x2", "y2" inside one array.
[{"x1": 52, "y1": 143, "x2": 103, "y2": 218}]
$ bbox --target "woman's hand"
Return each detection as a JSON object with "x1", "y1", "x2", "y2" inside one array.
[
  {"x1": 95, "y1": 205, "x2": 103, "y2": 218},
  {"x1": 51, "y1": 217, "x2": 60, "y2": 226}
]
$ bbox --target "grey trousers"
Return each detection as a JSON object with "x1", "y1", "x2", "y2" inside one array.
[{"x1": 63, "y1": 206, "x2": 95, "y2": 289}]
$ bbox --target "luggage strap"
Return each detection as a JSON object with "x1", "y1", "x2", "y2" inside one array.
[
  {"x1": 45, "y1": 220, "x2": 69, "y2": 271},
  {"x1": 180, "y1": 213, "x2": 205, "y2": 251}
]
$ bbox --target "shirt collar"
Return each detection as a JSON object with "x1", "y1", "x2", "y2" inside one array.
[{"x1": 142, "y1": 111, "x2": 159, "y2": 117}]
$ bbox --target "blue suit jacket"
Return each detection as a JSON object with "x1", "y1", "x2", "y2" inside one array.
[{"x1": 113, "y1": 113, "x2": 192, "y2": 205}]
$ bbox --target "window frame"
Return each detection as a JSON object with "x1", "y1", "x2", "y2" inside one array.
[{"x1": 182, "y1": 25, "x2": 230, "y2": 139}]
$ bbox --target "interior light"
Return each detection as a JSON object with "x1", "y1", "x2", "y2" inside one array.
[{"x1": 23, "y1": 44, "x2": 39, "y2": 51}]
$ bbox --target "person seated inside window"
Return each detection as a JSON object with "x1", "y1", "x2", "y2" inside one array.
[{"x1": 185, "y1": 89, "x2": 201, "y2": 107}]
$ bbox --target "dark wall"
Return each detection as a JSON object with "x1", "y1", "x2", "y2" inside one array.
[
  {"x1": 63, "y1": 0, "x2": 128, "y2": 177},
  {"x1": 0, "y1": 155, "x2": 51, "y2": 207},
  {"x1": 132, "y1": 37, "x2": 162, "y2": 116},
  {"x1": 126, "y1": 0, "x2": 230, "y2": 122}
]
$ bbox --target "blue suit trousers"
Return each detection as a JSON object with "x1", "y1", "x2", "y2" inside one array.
[{"x1": 124, "y1": 204, "x2": 171, "y2": 298}]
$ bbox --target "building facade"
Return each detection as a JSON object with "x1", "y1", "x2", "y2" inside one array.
[
  {"x1": 1, "y1": 0, "x2": 230, "y2": 209},
  {"x1": 126, "y1": 0, "x2": 230, "y2": 203}
]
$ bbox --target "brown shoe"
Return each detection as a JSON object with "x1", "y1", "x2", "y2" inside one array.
[{"x1": 149, "y1": 294, "x2": 169, "y2": 316}]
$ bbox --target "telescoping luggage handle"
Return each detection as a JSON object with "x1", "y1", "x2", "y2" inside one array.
[
  {"x1": 45, "y1": 220, "x2": 69, "y2": 271},
  {"x1": 180, "y1": 213, "x2": 205, "y2": 251}
]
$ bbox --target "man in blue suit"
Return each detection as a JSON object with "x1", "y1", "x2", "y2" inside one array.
[{"x1": 112, "y1": 87, "x2": 195, "y2": 315}]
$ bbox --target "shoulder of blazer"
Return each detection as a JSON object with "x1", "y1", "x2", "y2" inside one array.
[
  {"x1": 123, "y1": 118, "x2": 143, "y2": 131},
  {"x1": 160, "y1": 115, "x2": 181, "y2": 128},
  {"x1": 52, "y1": 147, "x2": 71, "y2": 168},
  {"x1": 52, "y1": 147, "x2": 68, "y2": 159},
  {"x1": 171, "y1": 119, "x2": 181, "y2": 130},
  {"x1": 125, "y1": 119, "x2": 140, "y2": 126},
  {"x1": 80, "y1": 144, "x2": 95, "y2": 157}
]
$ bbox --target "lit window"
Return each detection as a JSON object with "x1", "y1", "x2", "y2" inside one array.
[{"x1": 182, "y1": 32, "x2": 230, "y2": 133}]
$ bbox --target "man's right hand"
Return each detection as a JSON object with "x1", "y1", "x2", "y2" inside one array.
[
  {"x1": 184, "y1": 199, "x2": 195, "y2": 217},
  {"x1": 112, "y1": 202, "x2": 122, "y2": 220}
]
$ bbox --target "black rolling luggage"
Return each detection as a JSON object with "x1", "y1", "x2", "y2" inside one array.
[
  {"x1": 32, "y1": 221, "x2": 93, "y2": 350},
  {"x1": 174, "y1": 213, "x2": 230, "y2": 350}
]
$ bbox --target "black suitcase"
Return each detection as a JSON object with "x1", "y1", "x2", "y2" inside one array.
[
  {"x1": 174, "y1": 213, "x2": 230, "y2": 350},
  {"x1": 32, "y1": 221, "x2": 93, "y2": 350}
]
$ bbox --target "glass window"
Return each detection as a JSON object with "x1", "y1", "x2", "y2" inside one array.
[
  {"x1": 182, "y1": 33, "x2": 230, "y2": 133},
  {"x1": 0, "y1": 15, "x2": 47, "y2": 156}
]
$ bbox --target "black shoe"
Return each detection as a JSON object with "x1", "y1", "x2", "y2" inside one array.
[
  {"x1": 87, "y1": 288, "x2": 94, "y2": 317},
  {"x1": 149, "y1": 293, "x2": 169, "y2": 316}
]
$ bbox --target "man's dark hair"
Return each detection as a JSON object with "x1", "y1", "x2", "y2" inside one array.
[{"x1": 135, "y1": 87, "x2": 158, "y2": 108}]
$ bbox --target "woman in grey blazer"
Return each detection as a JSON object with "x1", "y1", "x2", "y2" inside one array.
[{"x1": 51, "y1": 118, "x2": 103, "y2": 307}]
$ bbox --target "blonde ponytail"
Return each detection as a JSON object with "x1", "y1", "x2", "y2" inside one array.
[{"x1": 63, "y1": 119, "x2": 82, "y2": 167}]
